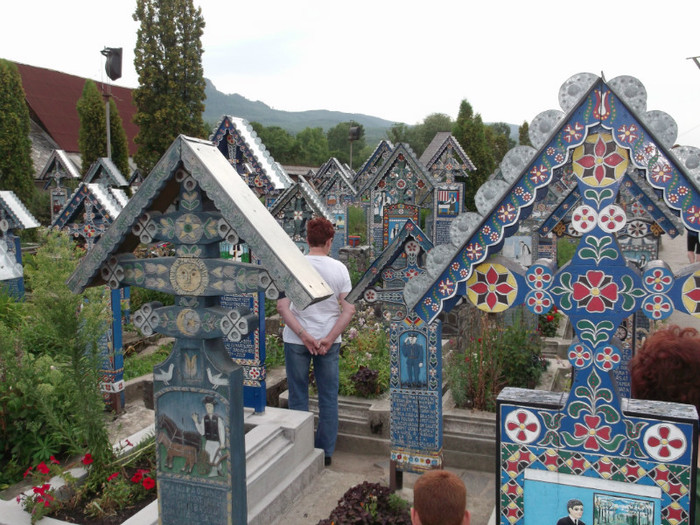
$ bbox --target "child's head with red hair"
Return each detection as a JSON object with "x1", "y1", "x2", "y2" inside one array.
[
  {"x1": 629, "y1": 324, "x2": 700, "y2": 414},
  {"x1": 411, "y1": 470, "x2": 470, "y2": 525},
  {"x1": 306, "y1": 217, "x2": 335, "y2": 247}
]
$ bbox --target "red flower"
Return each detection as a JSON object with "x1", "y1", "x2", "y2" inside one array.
[
  {"x1": 647, "y1": 425, "x2": 684, "y2": 458},
  {"x1": 142, "y1": 477, "x2": 156, "y2": 490},
  {"x1": 36, "y1": 462, "x2": 50, "y2": 475},
  {"x1": 546, "y1": 315, "x2": 554, "y2": 322},
  {"x1": 23, "y1": 467, "x2": 33, "y2": 478},
  {"x1": 81, "y1": 453, "x2": 93, "y2": 466},
  {"x1": 572, "y1": 270, "x2": 618, "y2": 313},
  {"x1": 49, "y1": 456, "x2": 59, "y2": 465},
  {"x1": 573, "y1": 415, "x2": 612, "y2": 450},
  {"x1": 107, "y1": 472, "x2": 120, "y2": 482},
  {"x1": 131, "y1": 472, "x2": 143, "y2": 483}
]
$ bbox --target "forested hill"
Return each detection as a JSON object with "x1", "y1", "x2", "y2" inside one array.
[{"x1": 203, "y1": 79, "x2": 396, "y2": 142}]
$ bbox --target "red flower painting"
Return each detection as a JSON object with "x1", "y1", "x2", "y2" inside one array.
[{"x1": 573, "y1": 270, "x2": 618, "y2": 312}]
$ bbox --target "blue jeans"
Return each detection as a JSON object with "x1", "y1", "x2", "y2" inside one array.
[{"x1": 284, "y1": 342, "x2": 339, "y2": 457}]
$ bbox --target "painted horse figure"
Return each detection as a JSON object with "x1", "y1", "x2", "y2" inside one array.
[{"x1": 156, "y1": 414, "x2": 201, "y2": 473}]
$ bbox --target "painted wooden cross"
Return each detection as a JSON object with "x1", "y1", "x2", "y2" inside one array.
[
  {"x1": 68, "y1": 136, "x2": 331, "y2": 525},
  {"x1": 406, "y1": 74, "x2": 699, "y2": 525}
]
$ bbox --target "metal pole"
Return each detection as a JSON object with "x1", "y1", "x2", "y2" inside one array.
[{"x1": 105, "y1": 93, "x2": 111, "y2": 160}]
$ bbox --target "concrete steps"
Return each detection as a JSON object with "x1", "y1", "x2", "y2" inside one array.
[
  {"x1": 244, "y1": 408, "x2": 323, "y2": 525},
  {"x1": 279, "y1": 388, "x2": 498, "y2": 472}
]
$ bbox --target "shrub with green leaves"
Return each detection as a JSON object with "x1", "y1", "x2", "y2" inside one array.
[
  {"x1": 447, "y1": 311, "x2": 545, "y2": 412},
  {"x1": 0, "y1": 229, "x2": 114, "y2": 487},
  {"x1": 338, "y1": 306, "x2": 390, "y2": 398}
]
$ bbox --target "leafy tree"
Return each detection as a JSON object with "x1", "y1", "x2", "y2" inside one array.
[
  {"x1": 77, "y1": 81, "x2": 130, "y2": 178},
  {"x1": 518, "y1": 121, "x2": 532, "y2": 146},
  {"x1": 387, "y1": 122, "x2": 415, "y2": 146},
  {"x1": 0, "y1": 59, "x2": 34, "y2": 203},
  {"x1": 132, "y1": 0, "x2": 208, "y2": 174},
  {"x1": 250, "y1": 122, "x2": 299, "y2": 164},
  {"x1": 485, "y1": 122, "x2": 514, "y2": 166},
  {"x1": 108, "y1": 97, "x2": 130, "y2": 177},
  {"x1": 327, "y1": 121, "x2": 365, "y2": 168},
  {"x1": 453, "y1": 99, "x2": 496, "y2": 210},
  {"x1": 77, "y1": 80, "x2": 107, "y2": 175},
  {"x1": 411, "y1": 113, "x2": 453, "y2": 157},
  {"x1": 296, "y1": 127, "x2": 329, "y2": 167}
]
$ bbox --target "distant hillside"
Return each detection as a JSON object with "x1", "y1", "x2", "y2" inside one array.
[{"x1": 203, "y1": 79, "x2": 396, "y2": 144}]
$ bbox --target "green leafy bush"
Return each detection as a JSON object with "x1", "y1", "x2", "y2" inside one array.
[
  {"x1": 557, "y1": 237, "x2": 579, "y2": 267},
  {"x1": 447, "y1": 311, "x2": 545, "y2": 412},
  {"x1": 347, "y1": 205, "x2": 366, "y2": 244},
  {"x1": 0, "y1": 229, "x2": 113, "y2": 488},
  {"x1": 265, "y1": 332, "x2": 285, "y2": 369},
  {"x1": 338, "y1": 306, "x2": 390, "y2": 398}
]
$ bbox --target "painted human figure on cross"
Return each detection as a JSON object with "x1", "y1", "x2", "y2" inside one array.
[{"x1": 556, "y1": 499, "x2": 585, "y2": 525}]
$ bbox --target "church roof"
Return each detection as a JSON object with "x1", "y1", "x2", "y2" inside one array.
[{"x1": 15, "y1": 62, "x2": 138, "y2": 156}]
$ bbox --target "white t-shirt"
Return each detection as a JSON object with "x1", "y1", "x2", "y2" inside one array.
[{"x1": 283, "y1": 255, "x2": 352, "y2": 345}]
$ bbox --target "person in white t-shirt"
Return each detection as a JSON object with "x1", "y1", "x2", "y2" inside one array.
[{"x1": 277, "y1": 217, "x2": 355, "y2": 466}]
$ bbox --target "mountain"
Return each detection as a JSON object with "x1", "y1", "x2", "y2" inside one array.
[
  {"x1": 203, "y1": 79, "x2": 521, "y2": 146},
  {"x1": 203, "y1": 79, "x2": 396, "y2": 144}
]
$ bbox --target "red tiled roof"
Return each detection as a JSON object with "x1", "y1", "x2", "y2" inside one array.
[{"x1": 14, "y1": 62, "x2": 139, "y2": 156}]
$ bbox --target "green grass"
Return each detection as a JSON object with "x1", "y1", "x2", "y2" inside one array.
[{"x1": 123, "y1": 343, "x2": 172, "y2": 381}]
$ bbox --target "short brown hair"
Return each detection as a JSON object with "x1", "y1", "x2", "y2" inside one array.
[
  {"x1": 629, "y1": 324, "x2": 700, "y2": 414},
  {"x1": 413, "y1": 470, "x2": 466, "y2": 525},
  {"x1": 306, "y1": 217, "x2": 335, "y2": 247}
]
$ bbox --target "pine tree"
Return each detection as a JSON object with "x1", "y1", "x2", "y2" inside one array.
[
  {"x1": 452, "y1": 99, "x2": 496, "y2": 210},
  {"x1": 518, "y1": 121, "x2": 532, "y2": 147},
  {"x1": 132, "y1": 0, "x2": 207, "y2": 174},
  {"x1": 0, "y1": 60, "x2": 35, "y2": 203},
  {"x1": 77, "y1": 80, "x2": 107, "y2": 175},
  {"x1": 108, "y1": 97, "x2": 130, "y2": 177}
]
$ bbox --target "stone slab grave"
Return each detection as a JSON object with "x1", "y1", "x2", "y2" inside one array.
[
  {"x1": 347, "y1": 219, "x2": 442, "y2": 487},
  {"x1": 68, "y1": 135, "x2": 333, "y2": 524},
  {"x1": 405, "y1": 73, "x2": 699, "y2": 525}
]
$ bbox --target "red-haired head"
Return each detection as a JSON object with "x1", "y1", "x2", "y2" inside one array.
[
  {"x1": 306, "y1": 217, "x2": 335, "y2": 247},
  {"x1": 629, "y1": 324, "x2": 700, "y2": 415},
  {"x1": 411, "y1": 470, "x2": 470, "y2": 525}
]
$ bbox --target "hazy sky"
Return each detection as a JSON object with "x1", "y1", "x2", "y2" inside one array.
[{"x1": 4, "y1": 0, "x2": 700, "y2": 145}]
